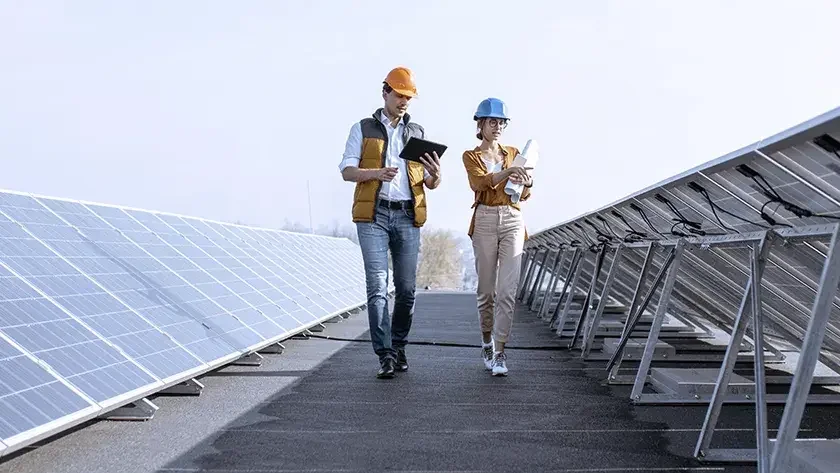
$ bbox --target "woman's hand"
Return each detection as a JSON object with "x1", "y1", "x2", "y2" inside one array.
[{"x1": 506, "y1": 166, "x2": 532, "y2": 184}]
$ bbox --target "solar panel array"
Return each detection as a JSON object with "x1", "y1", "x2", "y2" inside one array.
[
  {"x1": 522, "y1": 106, "x2": 840, "y2": 472},
  {"x1": 0, "y1": 191, "x2": 366, "y2": 458}
]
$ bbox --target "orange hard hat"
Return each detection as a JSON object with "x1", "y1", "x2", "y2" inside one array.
[{"x1": 384, "y1": 66, "x2": 417, "y2": 97}]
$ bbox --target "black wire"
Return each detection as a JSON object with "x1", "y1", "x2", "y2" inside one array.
[
  {"x1": 696, "y1": 189, "x2": 741, "y2": 232},
  {"x1": 305, "y1": 334, "x2": 568, "y2": 351},
  {"x1": 663, "y1": 199, "x2": 689, "y2": 223},
  {"x1": 742, "y1": 169, "x2": 840, "y2": 225},
  {"x1": 601, "y1": 219, "x2": 621, "y2": 240},
  {"x1": 635, "y1": 207, "x2": 667, "y2": 237},
  {"x1": 670, "y1": 222, "x2": 690, "y2": 237},
  {"x1": 613, "y1": 213, "x2": 650, "y2": 242}
]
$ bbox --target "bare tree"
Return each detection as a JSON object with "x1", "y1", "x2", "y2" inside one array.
[{"x1": 416, "y1": 228, "x2": 463, "y2": 290}]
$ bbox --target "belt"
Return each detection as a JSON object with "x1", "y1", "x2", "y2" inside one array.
[{"x1": 378, "y1": 199, "x2": 413, "y2": 210}]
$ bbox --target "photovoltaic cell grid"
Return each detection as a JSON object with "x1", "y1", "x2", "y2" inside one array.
[
  {"x1": 524, "y1": 106, "x2": 840, "y2": 470},
  {"x1": 0, "y1": 191, "x2": 366, "y2": 457}
]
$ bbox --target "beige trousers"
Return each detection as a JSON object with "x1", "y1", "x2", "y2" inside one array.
[{"x1": 471, "y1": 204, "x2": 526, "y2": 344}]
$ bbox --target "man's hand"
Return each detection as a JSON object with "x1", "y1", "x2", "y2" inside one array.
[
  {"x1": 341, "y1": 166, "x2": 398, "y2": 183},
  {"x1": 376, "y1": 167, "x2": 399, "y2": 182},
  {"x1": 420, "y1": 152, "x2": 441, "y2": 189},
  {"x1": 419, "y1": 152, "x2": 441, "y2": 181}
]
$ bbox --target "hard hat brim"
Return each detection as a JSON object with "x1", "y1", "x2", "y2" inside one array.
[
  {"x1": 474, "y1": 113, "x2": 509, "y2": 120},
  {"x1": 391, "y1": 87, "x2": 417, "y2": 98}
]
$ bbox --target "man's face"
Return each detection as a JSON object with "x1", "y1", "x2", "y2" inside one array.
[{"x1": 383, "y1": 89, "x2": 412, "y2": 118}]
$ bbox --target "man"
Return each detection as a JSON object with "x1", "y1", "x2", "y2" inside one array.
[{"x1": 339, "y1": 66, "x2": 442, "y2": 379}]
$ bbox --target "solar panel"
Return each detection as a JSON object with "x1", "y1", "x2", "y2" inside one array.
[
  {"x1": 523, "y1": 106, "x2": 840, "y2": 473},
  {"x1": 0, "y1": 331, "x2": 95, "y2": 447},
  {"x1": 14, "y1": 196, "x2": 249, "y2": 364},
  {"x1": 0, "y1": 190, "x2": 366, "y2": 458}
]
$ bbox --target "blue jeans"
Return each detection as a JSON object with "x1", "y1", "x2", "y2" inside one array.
[{"x1": 356, "y1": 204, "x2": 421, "y2": 362}]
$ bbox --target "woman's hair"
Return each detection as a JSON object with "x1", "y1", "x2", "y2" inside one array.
[{"x1": 476, "y1": 118, "x2": 485, "y2": 141}]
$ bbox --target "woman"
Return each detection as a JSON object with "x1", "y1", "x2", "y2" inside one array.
[{"x1": 462, "y1": 97, "x2": 533, "y2": 376}]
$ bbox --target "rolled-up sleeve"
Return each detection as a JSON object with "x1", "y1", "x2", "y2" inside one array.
[
  {"x1": 339, "y1": 122, "x2": 362, "y2": 172},
  {"x1": 462, "y1": 151, "x2": 501, "y2": 192}
]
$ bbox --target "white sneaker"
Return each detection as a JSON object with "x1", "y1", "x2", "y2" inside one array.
[
  {"x1": 491, "y1": 351, "x2": 508, "y2": 376},
  {"x1": 481, "y1": 342, "x2": 494, "y2": 370}
]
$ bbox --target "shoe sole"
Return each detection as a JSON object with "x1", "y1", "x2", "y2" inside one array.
[
  {"x1": 492, "y1": 371, "x2": 508, "y2": 376},
  {"x1": 377, "y1": 372, "x2": 395, "y2": 379}
]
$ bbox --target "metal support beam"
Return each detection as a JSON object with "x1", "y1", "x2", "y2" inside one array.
[
  {"x1": 631, "y1": 239, "x2": 686, "y2": 401},
  {"x1": 537, "y1": 250, "x2": 565, "y2": 318},
  {"x1": 569, "y1": 246, "x2": 607, "y2": 348},
  {"x1": 582, "y1": 245, "x2": 625, "y2": 358},
  {"x1": 553, "y1": 251, "x2": 587, "y2": 334},
  {"x1": 606, "y1": 246, "x2": 677, "y2": 373},
  {"x1": 519, "y1": 249, "x2": 540, "y2": 301},
  {"x1": 694, "y1": 232, "x2": 773, "y2": 461},
  {"x1": 102, "y1": 398, "x2": 159, "y2": 421},
  {"x1": 621, "y1": 242, "x2": 656, "y2": 340},
  {"x1": 606, "y1": 243, "x2": 657, "y2": 381},
  {"x1": 751, "y1": 240, "x2": 771, "y2": 473},
  {"x1": 518, "y1": 248, "x2": 533, "y2": 294},
  {"x1": 161, "y1": 378, "x2": 204, "y2": 396},
  {"x1": 529, "y1": 249, "x2": 553, "y2": 311},
  {"x1": 771, "y1": 224, "x2": 840, "y2": 473},
  {"x1": 527, "y1": 249, "x2": 551, "y2": 308},
  {"x1": 549, "y1": 249, "x2": 582, "y2": 328}
]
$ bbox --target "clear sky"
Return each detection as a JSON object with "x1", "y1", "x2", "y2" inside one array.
[{"x1": 2, "y1": 1, "x2": 839, "y2": 237}]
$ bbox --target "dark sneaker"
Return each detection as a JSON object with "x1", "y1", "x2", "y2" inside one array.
[
  {"x1": 396, "y1": 349, "x2": 408, "y2": 372},
  {"x1": 377, "y1": 358, "x2": 395, "y2": 379}
]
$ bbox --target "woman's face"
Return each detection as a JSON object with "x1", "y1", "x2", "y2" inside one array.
[{"x1": 480, "y1": 117, "x2": 508, "y2": 141}]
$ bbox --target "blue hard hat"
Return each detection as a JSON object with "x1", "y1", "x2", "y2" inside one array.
[{"x1": 473, "y1": 98, "x2": 509, "y2": 121}]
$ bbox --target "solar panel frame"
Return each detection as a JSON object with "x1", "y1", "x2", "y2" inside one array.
[
  {"x1": 79, "y1": 203, "x2": 275, "y2": 350},
  {"x1": 144, "y1": 214, "x2": 309, "y2": 333},
  {"x1": 0, "y1": 189, "x2": 367, "y2": 459},
  {"x1": 166, "y1": 217, "x2": 319, "y2": 326},
  {"x1": 0, "y1": 329, "x2": 99, "y2": 453},
  {"x1": 525, "y1": 106, "x2": 840, "y2": 470},
  {"x1": 203, "y1": 223, "x2": 330, "y2": 319},
  {"x1": 100, "y1": 206, "x2": 293, "y2": 342},
  {"x1": 21, "y1": 196, "x2": 248, "y2": 366},
  {"x1": 256, "y1": 230, "x2": 365, "y2": 314}
]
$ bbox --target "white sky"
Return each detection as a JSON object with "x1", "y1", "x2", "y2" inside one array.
[{"x1": 2, "y1": 1, "x2": 839, "y2": 236}]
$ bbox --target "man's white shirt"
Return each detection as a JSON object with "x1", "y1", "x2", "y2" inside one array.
[{"x1": 340, "y1": 111, "x2": 429, "y2": 202}]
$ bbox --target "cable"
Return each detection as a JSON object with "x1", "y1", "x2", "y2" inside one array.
[
  {"x1": 653, "y1": 192, "x2": 728, "y2": 237},
  {"x1": 305, "y1": 334, "x2": 569, "y2": 351},
  {"x1": 596, "y1": 216, "x2": 622, "y2": 241},
  {"x1": 737, "y1": 164, "x2": 840, "y2": 224},
  {"x1": 610, "y1": 211, "x2": 651, "y2": 242},
  {"x1": 630, "y1": 204, "x2": 667, "y2": 237},
  {"x1": 688, "y1": 181, "x2": 768, "y2": 231}
]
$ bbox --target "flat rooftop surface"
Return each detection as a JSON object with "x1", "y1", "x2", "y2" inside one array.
[{"x1": 8, "y1": 291, "x2": 839, "y2": 472}]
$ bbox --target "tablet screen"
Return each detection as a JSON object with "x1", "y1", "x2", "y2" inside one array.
[{"x1": 399, "y1": 137, "x2": 448, "y2": 163}]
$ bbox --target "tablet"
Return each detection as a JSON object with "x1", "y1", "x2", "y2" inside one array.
[{"x1": 399, "y1": 137, "x2": 448, "y2": 163}]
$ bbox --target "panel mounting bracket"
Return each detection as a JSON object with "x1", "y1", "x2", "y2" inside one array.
[
  {"x1": 232, "y1": 352, "x2": 263, "y2": 366},
  {"x1": 161, "y1": 378, "x2": 204, "y2": 396},
  {"x1": 102, "y1": 398, "x2": 159, "y2": 421},
  {"x1": 258, "y1": 342, "x2": 285, "y2": 355}
]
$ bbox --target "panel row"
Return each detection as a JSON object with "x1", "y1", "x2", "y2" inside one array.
[{"x1": 0, "y1": 191, "x2": 366, "y2": 455}]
